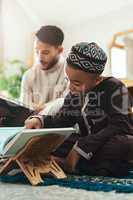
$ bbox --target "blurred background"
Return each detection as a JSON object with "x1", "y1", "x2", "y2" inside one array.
[{"x1": 0, "y1": 0, "x2": 133, "y2": 98}]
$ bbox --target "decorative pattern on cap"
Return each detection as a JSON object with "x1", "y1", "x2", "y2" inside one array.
[{"x1": 66, "y1": 42, "x2": 107, "y2": 74}]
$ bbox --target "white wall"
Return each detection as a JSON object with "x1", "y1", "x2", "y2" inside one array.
[
  {"x1": 64, "y1": 5, "x2": 133, "y2": 75},
  {"x1": 1, "y1": 0, "x2": 71, "y2": 65},
  {"x1": 1, "y1": 0, "x2": 133, "y2": 75},
  {"x1": 0, "y1": 0, "x2": 4, "y2": 63},
  {"x1": 1, "y1": 0, "x2": 35, "y2": 63}
]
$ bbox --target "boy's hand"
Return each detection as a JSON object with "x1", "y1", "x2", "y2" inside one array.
[
  {"x1": 25, "y1": 118, "x2": 42, "y2": 129},
  {"x1": 65, "y1": 148, "x2": 80, "y2": 173},
  {"x1": 52, "y1": 148, "x2": 80, "y2": 173}
]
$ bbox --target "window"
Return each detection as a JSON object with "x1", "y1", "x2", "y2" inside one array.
[
  {"x1": 111, "y1": 47, "x2": 126, "y2": 78},
  {"x1": 109, "y1": 29, "x2": 133, "y2": 79}
]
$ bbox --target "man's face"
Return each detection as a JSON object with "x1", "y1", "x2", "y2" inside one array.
[
  {"x1": 66, "y1": 65, "x2": 100, "y2": 95},
  {"x1": 34, "y1": 39, "x2": 63, "y2": 70}
]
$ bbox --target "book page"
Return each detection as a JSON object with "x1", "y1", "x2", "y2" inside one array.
[
  {"x1": 0, "y1": 127, "x2": 23, "y2": 155},
  {"x1": 3, "y1": 125, "x2": 79, "y2": 156}
]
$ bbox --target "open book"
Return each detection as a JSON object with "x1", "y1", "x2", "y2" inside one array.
[
  {"x1": 0, "y1": 125, "x2": 79, "y2": 157},
  {"x1": 0, "y1": 96, "x2": 34, "y2": 127}
]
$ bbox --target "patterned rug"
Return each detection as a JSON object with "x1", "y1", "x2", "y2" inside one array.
[{"x1": 0, "y1": 172, "x2": 133, "y2": 193}]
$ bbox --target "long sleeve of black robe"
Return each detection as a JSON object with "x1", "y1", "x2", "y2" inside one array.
[{"x1": 41, "y1": 77, "x2": 133, "y2": 160}]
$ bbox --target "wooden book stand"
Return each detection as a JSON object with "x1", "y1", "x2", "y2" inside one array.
[{"x1": 0, "y1": 135, "x2": 67, "y2": 185}]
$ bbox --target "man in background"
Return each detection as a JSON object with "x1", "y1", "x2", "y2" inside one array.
[{"x1": 20, "y1": 25, "x2": 67, "y2": 113}]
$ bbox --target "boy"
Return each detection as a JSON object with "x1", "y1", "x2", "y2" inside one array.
[{"x1": 25, "y1": 42, "x2": 133, "y2": 177}]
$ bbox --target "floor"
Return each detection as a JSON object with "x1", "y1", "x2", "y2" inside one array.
[{"x1": 0, "y1": 183, "x2": 133, "y2": 200}]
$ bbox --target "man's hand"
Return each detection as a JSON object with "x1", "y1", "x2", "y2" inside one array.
[
  {"x1": 33, "y1": 104, "x2": 45, "y2": 113},
  {"x1": 25, "y1": 118, "x2": 42, "y2": 129}
]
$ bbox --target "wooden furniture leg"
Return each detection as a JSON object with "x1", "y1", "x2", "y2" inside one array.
[{"x1": 0, "y1": 135, "x2": 67, "y2": 185}]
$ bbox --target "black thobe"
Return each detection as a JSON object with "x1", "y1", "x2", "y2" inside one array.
[{"x1": 42, "y1": 77, "x2": 133, "y2": 176}]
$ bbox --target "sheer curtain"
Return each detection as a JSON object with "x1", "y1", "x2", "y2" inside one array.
[
  {"x1": 124, "y1": 36, "x2": 133, "y2": 80},
  {"x1": 0, "y1": 0, "x2": 4, "y2": 63},
  {"x1": 111, "y1": 47, "x2": 126, "y2": 78}
]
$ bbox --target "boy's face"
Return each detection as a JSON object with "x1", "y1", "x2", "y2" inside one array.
[
  {"x1": 34, "y1": 39, "x2": 63, "y2": 70},
  {"x1": 66, "y1": 65, "x2": 100, "y2": 94}
]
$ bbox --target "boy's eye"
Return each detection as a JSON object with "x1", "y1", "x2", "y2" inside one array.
[
  {"x1": 74, "y1": 84, "x2": 80, "y2": 87},
  {"x1": 72, "y1": 82, "x2": 80, "y2": 87}
]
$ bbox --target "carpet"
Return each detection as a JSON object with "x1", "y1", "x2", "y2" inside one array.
[{"x1": 0, "y1": 172, "x2": 133, "y2": 193}]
